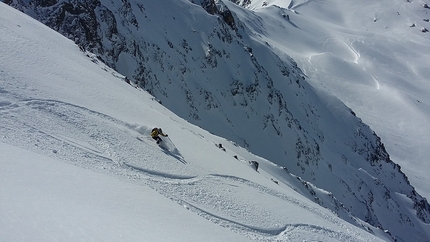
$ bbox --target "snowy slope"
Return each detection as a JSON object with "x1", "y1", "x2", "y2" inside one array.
[
  {"x1": 0, "y1": 3, "x2": 388, "y2": 242},
  {"x1": 1, "y1": 144, "x2": 253, "y2": 242},
  {"x1": 1, "y1": 1, "x2": 430, "y2": 242},
  {"x1": 0, "y1": 3, "x2": 389, "y2": 241},
  {"x1": 238, "y1": 0, "x2": 430, "y2": 201}
]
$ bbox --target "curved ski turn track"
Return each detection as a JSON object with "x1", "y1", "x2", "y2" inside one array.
[{"x1": 0, "y1": 85, "x2": 382, "y2": 241}]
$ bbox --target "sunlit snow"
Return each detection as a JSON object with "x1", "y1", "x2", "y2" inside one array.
[{"x1": 1, "y1": 1, "x2": 430, "y2": 241}]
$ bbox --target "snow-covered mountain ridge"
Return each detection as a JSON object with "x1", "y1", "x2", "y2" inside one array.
[{"x1": 2, "y1": 0, "x2": 430, "y2": 241}]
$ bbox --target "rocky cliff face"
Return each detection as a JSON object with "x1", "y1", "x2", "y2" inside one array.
[{"x1": 5, "y1": 0, "x2": 430, "y2": 240}]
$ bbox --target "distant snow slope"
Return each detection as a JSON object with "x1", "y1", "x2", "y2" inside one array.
[
  {"x1": 239, "y1": 0, "x2": 430, "y2": 201},
  {"x1": 1, "y1": 1, "x2": 430, "y2": 241}
]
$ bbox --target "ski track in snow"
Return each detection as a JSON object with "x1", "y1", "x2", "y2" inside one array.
[
  {"x1": 0, "y1": 87, "x2": 373, "y2": 241},
  {"x1": 123, "y1": 162, "x2": 195, "y2": 180},
  {"x1": 153, "y1": 174, "x2": 369, "y2": 241}
]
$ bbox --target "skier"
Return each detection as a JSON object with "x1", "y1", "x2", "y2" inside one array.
[{"x1": 151, "y1": 127, "x2": 168, "y2": 144}]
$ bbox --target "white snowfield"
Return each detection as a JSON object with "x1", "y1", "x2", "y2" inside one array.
[{"x1": 0, "y1": 2, "x2": 428, "y2": 242}]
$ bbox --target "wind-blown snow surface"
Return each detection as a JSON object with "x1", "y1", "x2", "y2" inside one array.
[{"x1": 0, "y1": 3, "x2": 397, "y2": 242}]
